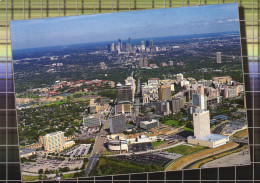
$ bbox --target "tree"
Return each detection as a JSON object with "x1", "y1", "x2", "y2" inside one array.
[{"x1": 38, "y1": 169, "x2": 43, "y2": 174}]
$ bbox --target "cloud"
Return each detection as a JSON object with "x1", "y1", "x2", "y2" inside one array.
[{"x1": 226, "y1": 18, "x2": 239, "y2": 22}]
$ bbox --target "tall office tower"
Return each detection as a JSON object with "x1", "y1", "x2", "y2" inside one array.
[
  {"x1": 122, "y1": 42, "x2": 127, "y2": 51},
  {"x1": 43, "y1": 131, "x2": 65, "y2": 151},
  {"x1": 159, "y1": 85, "x2": 172, "y2": 101},
  {"x1": 145, "y1": 40, "x2": 150, "y2": 47},
  {"x1": 125, "y1": 76, "x2": 136, "y2": 102},
  {"x1": 111, "y1": 43, "x2": 115, "y2": 51},
  {"x1": 128, "y1": 37, "x2": 131, "y2": 45},
  {"x1": 107, "y1": 44, "x2": 111, "y2": 52},
  {"x1": 0, "y1": 57, "x2": 21, "y2": 180},
  {"x1": 153, "y1": 101, "x2": 170, "y2": 115},
  {"x1": 109, "y1": 114, "x2": 127, "y2": 134},
  {"x1": 116, "y1": 84, "x2": 133, "y2": 103},
  {"x1": 216, "y1": 52, "x2": 222, "y2": 63},
  {"x1": 150, "y1": 40, "x2": 154, "y2": 46},
  {"x1": 193, "y1": 110, "x2": 211, "y2": 139},
  {"x1": 118, "y1": 38, "x2": 122, "y2": 49},
  {"x1": 141, "y1": 41, "x2": 145, "y2": 51},
  {"x1": 168, "y1": 97, "x2": 186, "y2": 113},
  {"x1": 192, "y1": 93, "x2": 207, "y2": 111}
]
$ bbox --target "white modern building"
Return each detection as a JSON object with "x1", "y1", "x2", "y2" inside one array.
[{"x1": 188, "y1": 110, "x2": 229, "y2": 148}]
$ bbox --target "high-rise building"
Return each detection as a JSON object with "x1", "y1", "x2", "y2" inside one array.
[
  {"x1": 150, "y1": 40, "x2": 154, "y2": 46},
  {"x1": 109, "y1": 114, "x2": 127, "y2": 133},
  {"x1": 128, "y1": 37, "x2": 131, "y2": 45},
  {"x1": 118, "y1": 38, "x2": 122, "y2": 49},
  {"x1": 83, "y1": 116, "x2": 101, "y2": 128},
  {"x1": 145, "y1": 40, "x2": 150, "y2": 47},
  {"x1": 43, "y1": 131, "x2": 65, "y2": 151},
  {"x1": 107, "y1": 44, "x2": 111, "y2": 52},
  {"x1": 168, "y1": 97, "x2": 186, "y2": 113},
  {"x1": 125, "y1": 76, "x2": 136, "y2": 102},
  {"x1": 111, "y1": 43, "x2": 115, "y2": 51},
  {"x1": 159, "y1": 85, "x2": 172, "y2": 101},
  {"x1": 216, "y1": 52, "x2": 222, "y2": 63},
  {"x1": 116, "y1": 84, "x2": 133, "y2": 103},
  {"x1": 153, "y1": 101, "x2": 170, "y2": 115},
  {"x1": 193, "y1": 110, "x2": 210, "y2": 139},
  {"x1": 192, "y1": 93, "x2": 207, "y2": 111}
]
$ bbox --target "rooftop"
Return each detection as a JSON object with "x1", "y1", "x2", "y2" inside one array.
[{"x1": 197, "y1": 133, "x2": 228, "y2": 142}]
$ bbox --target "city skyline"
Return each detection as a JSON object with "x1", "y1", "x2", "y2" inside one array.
[{"x1": 10, "y1": 3, "x2": 239, "y2": 50}]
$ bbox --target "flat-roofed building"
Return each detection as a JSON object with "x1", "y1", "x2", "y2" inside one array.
[
  {"x1": 159, "y1": 85, "x2": 172, "y2": 101},
  {"x1": 140, "y1": 119, "x2": 159, "y2": 131},
  {"x1": 192, "y1": 93, "x2": 207, "y2": 111},
  {"x1": 187, "y1": 110, "x2": 229, "y2": 148},
  {"x1": 109, "y1": 114, "x2": 127, "y2": 134},
  {"x1": 43, "y1": 131, "x2": 65, "y2": 152},
  {"x1": 115, "y1": 103, "x2": 132, "y2": 114},
  {"x1": 83, "y1": 116, "x2": 101, "y2": 128},
  {"x1": 212, "y1": 76, "x2": 232, "y2": 83},
  {"x1": 116, "y1": 84, "x2": 133, "y2": 104}
]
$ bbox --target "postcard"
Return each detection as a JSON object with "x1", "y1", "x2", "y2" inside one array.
[{"x1": 10, "y1": 3, "x2": 250, "y2": 181}]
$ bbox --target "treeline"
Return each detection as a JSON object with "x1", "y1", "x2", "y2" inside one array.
[{"x1": 89, "y1": 156, "x2": 163, "y2": 176}]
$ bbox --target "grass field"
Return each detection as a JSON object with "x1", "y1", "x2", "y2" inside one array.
[
  {"x1": 152, "y1": 141, "x2": 166, "y2": 148},
  {"x1": 165, "y1": 144, "x2": 206, "y2": 155},
  {"x1": 22, "y1": 175, "x2": 38, "y2": 182},
  {"x1": 165, "y1": 120, "x2": 179, "y2": 127},
  {"x1": 182, "y1": 127, "x2": 194, "y2": 132},
  {"x1": 167, "y1": 142, "x2": 238, "y2": 171},
  {"x1": 188, "y1": 144, "x2": 248, "y2": 169},
  {"x1": 62, "y1": 173, "x2": 74, "y2": 179},
  {"x1": 233, "y1": 129, "x2": 248, "y2": 138}
]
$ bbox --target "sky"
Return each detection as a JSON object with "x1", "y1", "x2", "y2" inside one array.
[{"x1": 10, "y1": 3, "x2": 239, "y2": 50}]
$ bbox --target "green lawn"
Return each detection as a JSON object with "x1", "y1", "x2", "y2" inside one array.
[
  {"x1": 165, "y1": 120, "x2": 179, "y2": 127},
  {"x1": 152, "y1": 141, "x2": 165, "y2": 148},
  {"x1": 165, "y1": 145, "x2": 206, "y2": 155},
  {"x1": 22, "y1": 175, "x2": 38, "y2": 182},
  {"x1": 182, "y1": 127, "x2": 194, "y2": 132},
  {"x1": 62, "y1": 173, "x2": 74, "y2": 179}
]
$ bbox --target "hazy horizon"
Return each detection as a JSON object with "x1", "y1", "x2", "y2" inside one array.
[{"x1": 11, "y1": 3, "x2": 239, "y2": 50}]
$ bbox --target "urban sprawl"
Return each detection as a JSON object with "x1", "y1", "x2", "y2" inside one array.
[{"x1": 15, "y1": 35, "x2": 250, "y2": 180}]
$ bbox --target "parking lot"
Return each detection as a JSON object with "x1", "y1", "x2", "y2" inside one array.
[
  {"x1": 21, "y1": 157, "x2": 83, "y2": 173},
  {"x1": 113, "y1": 153, "x2": 173, "y2": 167},
  {"x1": 66, "y1": 144, "x2": 91, "y2": 156},
  {"x1": 128, "y1": 142, "x2": 153, "y2": 153}
]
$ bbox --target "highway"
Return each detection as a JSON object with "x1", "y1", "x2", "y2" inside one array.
[{"x1": 85, "y1": 118, "x2": 110, "y2": 177}]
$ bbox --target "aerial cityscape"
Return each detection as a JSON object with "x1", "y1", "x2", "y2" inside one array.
[{"x1": 10, "y1": 3, "x2": 250, "y2": 181}]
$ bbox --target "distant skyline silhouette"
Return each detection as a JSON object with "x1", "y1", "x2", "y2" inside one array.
[{"x1": 10, "y1": 3, "x2": 239, "y2": 50}]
